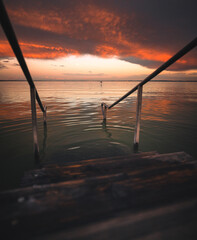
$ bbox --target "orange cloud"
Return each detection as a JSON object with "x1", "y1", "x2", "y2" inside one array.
[
  {"x1": 95, "y1": 45, "x2": 120, "y2": 57},
  {"x1": 0, "y1": 40, "x2": 78, "y2": 59},
  {"x1": 0, "y1": 40, "x2": 13, "y2": 57},
  {"x1": 1, "y1": 0, "x2": 196, "y2": 71},
  {"x1": 19, "y1": 42, "x2": 79, "y2": 58}
]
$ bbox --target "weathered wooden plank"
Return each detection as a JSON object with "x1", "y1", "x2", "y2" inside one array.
[
  {"x1": 1, "y1": 167, "x2": 197, "y2": 238},
  {"x1": 21, "y1": 152, "x2": 195, "y2": 187},
  {"x1": 42, "y1": 151, "x2": 159, "y2": 167},
  {"x1": 144, "y1": 151, "x2": 194, "y2": 162},
  {"x1": 1, "y1": 152, "x2": 197, "y2": 239}
]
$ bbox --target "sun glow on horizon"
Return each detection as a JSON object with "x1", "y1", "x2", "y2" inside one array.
[
  {"x1": 0, "y1": 0, "x2": 196, "y2": 82},
  {"x1": 0, "y1": 54, "x2": 154, "y2": 80}
]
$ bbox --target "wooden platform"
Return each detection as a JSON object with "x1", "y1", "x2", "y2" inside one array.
[{"x1": 1, "y1": 151, "x2": 197, "y2": 239}]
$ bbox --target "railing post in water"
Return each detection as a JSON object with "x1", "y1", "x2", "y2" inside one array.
[
  {"x1": 101, "y1": 103, "x2": 108, "y2": 121},
  {"x1": 43, "y1": 106, "x2": 47, "y2": 125},
  {"x1": 30, "y1": 86, "x2": 39, "y2": 160},
  {"x1": 134, "y1": 85, "x2": 143, "y2": 151}
]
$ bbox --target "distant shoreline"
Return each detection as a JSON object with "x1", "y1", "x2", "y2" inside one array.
[{"x1": 0, "y1": 80, "x2": 197, "y2": 82}]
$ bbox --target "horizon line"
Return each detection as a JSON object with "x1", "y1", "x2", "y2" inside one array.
[{"x1": 0, "y1": 79, "x2": 197, "y2": 82}]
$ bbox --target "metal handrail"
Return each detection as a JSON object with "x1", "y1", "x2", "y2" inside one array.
[
  {"x1": 0, "y1": 0, "x2": 45, "y2": 113},
  {"x1": 108, "y1": 38, "x2": 197, "y2": 109},
  {"x1": 0, "y1": 0, "x2": 47, "y2": 159},
  {"x1": 102, "y1": 38, "x2": 197, "y2": 149}
]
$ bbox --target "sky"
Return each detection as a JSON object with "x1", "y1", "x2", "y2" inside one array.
[{"x1": 0, "y1": 0, "x2": 197, "y2": 81}]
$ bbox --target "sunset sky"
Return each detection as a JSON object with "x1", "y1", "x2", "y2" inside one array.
[{"x1": 0, "y1": 0, "x2": 197, "y2": 81}]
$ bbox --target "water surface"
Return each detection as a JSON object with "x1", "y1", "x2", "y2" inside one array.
[{"x1": 0, "y1": 81, "x2": 197, "y2": 191}]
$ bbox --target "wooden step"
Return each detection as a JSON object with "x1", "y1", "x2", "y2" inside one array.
[
  {"x1": 21, "y1": 151, "x2": 195, "y2": 187},
  {"x1": 21, "y1": 151, "x2": 158, "y2": 187},
  {"x1": 41, "y1": 151, "x2": 159, "y2": 167},
  {"x1": 0, "y1": 152, "x2": 197, "y2": 239}
]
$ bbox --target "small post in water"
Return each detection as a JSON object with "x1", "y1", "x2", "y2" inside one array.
[
  {"x1": 30, "y1": 86, "x2": 39, "y2": 160},
  {"x1": 134, "y1": 85, "x2": 143, "y2": 150},
  {"x1": 101, "y1": 103, "x2": 108, "y2": 121},
  {"x1": 43, "y1": 105, "x2": 47, "y2": 125}
]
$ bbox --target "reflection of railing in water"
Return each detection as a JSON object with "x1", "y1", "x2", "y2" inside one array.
[
  {"x1": 40, "y1": 123, "x2": 47, "y2": 164},
  {"x1": 0, "y1": 0, "x2": 47, "y2": 160},
  {"x1": 101, "y1": 38, "x2": 197, "y2": 150},
  {"x1": 102, "y1": 119, "x2": 112, "y2": 138}
]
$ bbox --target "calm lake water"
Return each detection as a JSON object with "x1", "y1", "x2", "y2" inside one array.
[{"x1": 0, "y1": 80, "x2": 197, "y2": 191}]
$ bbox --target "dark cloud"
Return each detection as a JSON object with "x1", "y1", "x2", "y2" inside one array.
[
  {"x1": 122, "y1": 57, "x2": 163, "y2": 69},
  {"x1": 1, "y1": 0, "x2": 197, "y2": 70},
  {"x1": 122, "y1": 54, "x2": 197, "y2": 71}
]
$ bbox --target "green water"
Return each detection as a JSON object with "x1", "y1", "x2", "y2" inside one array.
[{"x1": 0, "y1": 81, "x2": 197, "y2": 191}]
